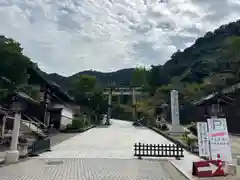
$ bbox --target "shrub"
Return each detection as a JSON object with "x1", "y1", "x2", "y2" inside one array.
[
  {"x1": 187, "y1": 122, "x2": 197, "y2": 136},
  {"x1": 182, "y1": 130, "x2": 190, "y2": 140},
  {"x1": 71, "y1": 118, "x2": 85, "y2": 129},
  {"x1": 160, "y1": 123, "x2": 169, "y2": 131},
  {"x1": 186, "y1": 134, "x2": 197, "y2": 147},
  {"x1": 85, "y1": 119, "x2": 90, "y2": 126}
]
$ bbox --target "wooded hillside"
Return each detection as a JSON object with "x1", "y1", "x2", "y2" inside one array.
[
  {"x1": 1, "y1": 19, "x2": 240, "y2": 116},
  {"x1": 48, "y1": 19, "x2": 240, "y2": 104}
]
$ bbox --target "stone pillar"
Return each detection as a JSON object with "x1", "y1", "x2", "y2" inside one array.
[
  {"x1": 118, "y1": 95, "x2": 121, "y2": 105},
  {"x1": 5, "y1": 112, "x2": 21, "y2": 164},
  {"x1": 1, "y1": 116, "x2": 6, "y2": 137},
  {"x1": 44, "y1": 93, "x2": 51, "y2": 127},
  {"x1": 170, "y1": 90, "x2": 184, "y2": 135},
  {"x1": 107, "y1": 89, "x2": 112, "y2": 124},
  {"x1": 132, "y1": 88, "x2": 137, "y2": 121}
]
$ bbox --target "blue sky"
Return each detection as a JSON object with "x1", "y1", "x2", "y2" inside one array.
[{"x1": 0, "y1": 0, "x2": 240, "y2": 76}]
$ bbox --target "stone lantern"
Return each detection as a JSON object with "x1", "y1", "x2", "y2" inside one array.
[{"x1": 5, "y1": 99, "x2": 25, "y2": 164}]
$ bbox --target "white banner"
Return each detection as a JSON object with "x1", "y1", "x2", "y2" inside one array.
[
  {"x1": 197, "y1": 122, "x2": 210, "y2": 157},
  {"x1": 207, "y1": 118, "x2": 232, "y2": 162}
]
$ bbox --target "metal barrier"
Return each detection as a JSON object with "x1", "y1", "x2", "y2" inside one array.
[
  {"x1": 29, "y1": 138, "x2": 51, "y2": 156},
  {"x1": 134, "y1": 142, "x2": 184, "y2": 159}
]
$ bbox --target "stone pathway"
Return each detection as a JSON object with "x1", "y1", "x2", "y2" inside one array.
[
  {"x1": 0, "y1": 158, "x2": 177, "y2": 180},
  {"x1": 0, "y1": 120, "x2": 239, "y2": 180},
  {"x1": 0, "y1": 119, "x2": 191, "y2": 180},
  {"x1": 39, "y1": 120, "x2": 175, "y2": 159}
]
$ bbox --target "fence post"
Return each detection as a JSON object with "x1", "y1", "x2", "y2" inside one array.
[
  {"x1": 146, "y1": 144, "x2": 149, "y2": 157},
  {"x1": 153, "y1": 144, "x2": 156, "y2": 156},
  {"x1": 175, "y1": 144, "x2": 179, "y2": 160},
  {"x1": 150, "y1": 144, "x2": 152, "y2": 156},
  {"x1": 161, "y1": 144, "x2": 164, "y2": 157},
  {"x1": 157, "y1": 144, "x2": 160, "y2": 156},
  {"x1": 134, "y1": 143, "x2": 136, "y2": 156},
  {"x1": 138, "y1": 142, "x2": 142, "y2": 159}
]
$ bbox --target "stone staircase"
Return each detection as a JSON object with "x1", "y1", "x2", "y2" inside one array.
[{"x1": 20, "y1": 115, "x2": 48, "y2": 138}]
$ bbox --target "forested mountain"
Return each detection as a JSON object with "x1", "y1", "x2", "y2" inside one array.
[
  {"x1": 48, "y1": 69, "x2": 135, "y2": 89},
  {"x1": 161, "y1": 20, "x2": 240, "y2": 84},
  {"x1": 1, "y1": 18, "x2": 240, "y2": 107},
  {"x1": 48, "y1": 19, "x2": 240, "y2": 94}
]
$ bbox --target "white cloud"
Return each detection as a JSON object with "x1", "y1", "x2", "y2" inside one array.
[{"x1": 0, "y1": 0, "x2": 240, "y2": 76}]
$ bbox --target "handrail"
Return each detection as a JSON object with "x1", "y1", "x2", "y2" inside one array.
[
  {"x1": 2, "y1": 108, "x2": 48, "y2": 129},
  {"x1": 24, "y1": 115, "x2": 47, "y2": 129},
  {"x1": 1, "y1": 108, "x2": 47, "y2": 136},
  {"x1": 6, "y1": 116, "x2": 45, "y2": 135}
]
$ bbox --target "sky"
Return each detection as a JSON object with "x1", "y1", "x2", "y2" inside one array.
[{"x1": 0, "y1": 0, "x2": 240, "y2": 76}]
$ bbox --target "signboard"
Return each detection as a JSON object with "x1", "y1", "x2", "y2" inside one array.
[
  {"x1": 197, "y1": 122, "x2": 210, "y2": 157},
  {"x1": 207, "y1": 118, "x2": 232, "y2": 162},
  {"x1": 192, "y1": 160, "x2": 226, "y2": 177}
]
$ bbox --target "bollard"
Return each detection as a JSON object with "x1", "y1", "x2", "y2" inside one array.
[{"x1": 237, "y1": 156, "x2": 240, "y2": 177}]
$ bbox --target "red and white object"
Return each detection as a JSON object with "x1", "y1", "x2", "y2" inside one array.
[
  {"x1": 207, "y1": 118, "x2": 232, "y2": 162},
  {"x1": 192, "y1": 160, "x2": 227, "y2": 177}
]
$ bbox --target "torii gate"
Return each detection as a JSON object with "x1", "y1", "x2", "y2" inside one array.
[{"x1": 103, "y1": 87, "x2": 146, "y2": 122}]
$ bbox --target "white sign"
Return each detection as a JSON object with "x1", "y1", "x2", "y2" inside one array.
[
  {"x1": 197, "y1": 122, "x2": 210, "y2": 157},
  {"x1": 170, "y1": 90, "x2": 180, "y2": 125},
  {"x1": 207, "y1": 118, "x2": 232, "y2": 162}
]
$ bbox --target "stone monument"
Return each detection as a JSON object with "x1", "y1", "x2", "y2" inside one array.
[
  {"x1": 170, "y1": 90, "x2": 184, "y2": 135},
  {"x1": 5, "y1": 101, "x2": 23, "y2": 164}
]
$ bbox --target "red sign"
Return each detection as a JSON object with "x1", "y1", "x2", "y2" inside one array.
[
  {"x1": 192, "y1": 160, "x2": 226, "y2": 177},
  {"x1": 210, "y1": 132, "x2": 226, "y2": 137}
]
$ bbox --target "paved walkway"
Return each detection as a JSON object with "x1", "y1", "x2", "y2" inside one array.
[
  {"x1": 39, "y1": 120, "x2": 176, "y2": 159},
  {"x1": 0, "y1": 120, "x2": 196, "y2": 180}
]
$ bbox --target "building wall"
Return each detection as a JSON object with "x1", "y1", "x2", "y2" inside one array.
[
  {"x1": 61, "y1": 108, "x2": 73, "y2": 127},
  {"x1": 52, "y1": 104, "x2": 73, "y2": 129}
]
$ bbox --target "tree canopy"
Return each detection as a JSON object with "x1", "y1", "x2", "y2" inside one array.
[{"x1": 0, "y1": 36, "x2": 32, "y2": 86}]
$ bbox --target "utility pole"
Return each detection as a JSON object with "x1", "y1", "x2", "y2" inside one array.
[
  {"x1": 107, "y1": 88, "x2": 112, "y2": 125},
  {"x1": 132, "y1": 87, "x2": 137, "y2": 121},
  {"x1": 106, "y1": 76, "x2": 113, "y2": 125}
]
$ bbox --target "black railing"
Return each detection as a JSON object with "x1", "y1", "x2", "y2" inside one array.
[
  {"x1": 28, "y1": 138, "x2": 51, "y2": 156},
  {"x1": 134, "y1": 143, "x2": 184, "y2": 159}
]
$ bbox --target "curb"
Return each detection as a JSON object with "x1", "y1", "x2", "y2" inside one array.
[
  {"x1": 148, "y1": 126, "x2": 197, "y2": 180},
  {"x1": 170, "y1": 160, "x2": 194, "y2": 180},
  {"x1": 148, "y1": 126, "x2": 192, "y2": 153},
  {"x1": 61, "y1": 125, "x2": 96, "y2": 133}
]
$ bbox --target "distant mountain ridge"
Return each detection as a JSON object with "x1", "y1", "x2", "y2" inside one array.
[
  {"x1": 48, "y1": 19, "x2": 240, "y2": 93},
  {"x1": 47, "y1": 68, "x2": 135, "y2": 89}
]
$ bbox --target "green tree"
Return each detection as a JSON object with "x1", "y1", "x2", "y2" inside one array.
[
  {"x1": 71, "y1": 75, "x2": 96, "y2": 105},
  {"x1": 0, "y1": 36, "x2": 32, "y2": 85},
  {"x1": 147, "y1": 65, "x2": 169, "y2": 95},
  {"x1": 0, "y1": 36, "x2": 34, "y2": 102},
  {"x1": 131, "y1": 66, "x2": 149, "y2": 89},
  {"x1": 225, "y1": 36, "x2": 240, "y2": 79},
  {"x1": 71, "y1": 75, "x2": 107, "y2": 116},
  {"x1": 74, "y1": 74, "x2": 97, "y2": 93}
]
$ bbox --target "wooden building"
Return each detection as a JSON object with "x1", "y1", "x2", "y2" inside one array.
[
  {"x1": 179, "y1": 88, "x2": 240, "y2": 133},
  {"x1": 158, "y1": 90, "x2": 239, "y2": 133},
  {"x1": 0, "y1": 67, "x2": 77, "y2": 131}
]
